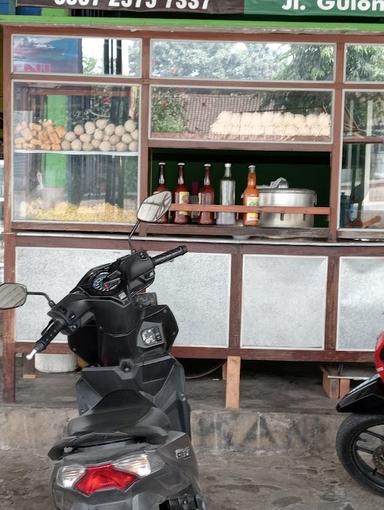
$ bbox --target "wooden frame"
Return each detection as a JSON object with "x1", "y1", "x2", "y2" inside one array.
[
  {"x1": 3, "y1": 231, "x2": 382, "y2": 404},
  {"x1": 4, "y1": 25, "x2": 383, "y2": 238},
  {"x1": 5, "y1": 25, "x2": 338, "y2": 233},
  {"x1": 3, "y1": 23, "x2": 384, "y2": 403}
]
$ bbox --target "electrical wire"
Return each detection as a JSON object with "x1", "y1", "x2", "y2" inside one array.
[{"x1": 185, "y1": 361, "x2": 225, "y2": 380}]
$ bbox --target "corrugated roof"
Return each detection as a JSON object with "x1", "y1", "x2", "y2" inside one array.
[{"x1": 184, "y1": 93, "x2": 261, "y2": 133}]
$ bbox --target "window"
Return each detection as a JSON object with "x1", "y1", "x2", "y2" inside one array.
[
  {"x1": 13, "y1": 82, "x2": 140, "y2": 224},
  {"x1": 151, "y1": 40, "x2": 335, "y2": 82},
  {"x1": 340, "y1": 91, "x2": 384, "y2": 229},
  {"x1": 346, "y1": 44, "x2": 384, "y2": 83},
  {"x1": 151, "y1": 86, "x2": 333, "y2": 143},
  {"x1": 13, "y1": 36, "x2": 141, "y2": 77}
]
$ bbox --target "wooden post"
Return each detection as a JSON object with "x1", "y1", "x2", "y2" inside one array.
[
  {"x1": 225, "y1": 356, "x2": 241, "y2": 409},
  {"x1": 3, "y1": 340, "x2": 15, "y2": 403},
  {"x1": 2, "y1": 231, "x2": 17, "y2": 402},
  {"x1": 2, "y1": 31, "x2": 16, "y2": 402},
  {"x1": 322, "y1": 367, "x2": 340, "y2": 399}
]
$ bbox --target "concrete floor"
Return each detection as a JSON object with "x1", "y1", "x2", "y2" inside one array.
[
  {"x1": 4, "y1": 360, "x2": 342, "y2": 413},
  {"x1": 0, "y1": 449, "x2": 383, "y2": 509},
  {"x1": 0, "y1": 360, "x2": 380, "y2": 509}
]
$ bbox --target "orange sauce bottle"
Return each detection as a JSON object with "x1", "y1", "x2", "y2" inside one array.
[{"x1": 242, "y1": 165, "x2": 259, "y2": 226}]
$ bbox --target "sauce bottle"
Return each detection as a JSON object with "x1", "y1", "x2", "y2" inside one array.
[
  {"x1": 155, "y1": 161, "x2": 168, "y2": 224},
  {"x1": 173, "y1": 162, "x2": 190, "y2": 224},
  {"x1": 216, "y1": 163, "x2": 235, "y2": 225},
  {"x1": 199, "y1": 163, "x2": 215, "y2": 225},
  {"x1": 242, "y1": 165, "x2": 259, "y2": 226}
]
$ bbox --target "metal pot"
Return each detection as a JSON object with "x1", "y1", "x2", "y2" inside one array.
[{"x1": 259, "y1": 188, "x2": 317, "y2": 228}]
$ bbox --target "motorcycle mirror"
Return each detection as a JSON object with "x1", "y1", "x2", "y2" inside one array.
[
  {"x1": 0, "y1": 283, "x2": 28, "y2": 309},
  {"x1": 137, "y1": 191, "x2": 172, "y2": 223}
]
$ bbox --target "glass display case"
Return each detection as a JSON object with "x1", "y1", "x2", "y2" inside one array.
[
  {"x1": 7, "y1": 32, "x2": 337, "y2": 232},
  {"x1": 13, "y1": 82, "x2": 140, "y2": 224},
  {"x1": 7, "y1": 28, "x2": 384, "y2": 238},
  {"x1": 341, "y1": 91, "x2": 384, "y2": 229}
]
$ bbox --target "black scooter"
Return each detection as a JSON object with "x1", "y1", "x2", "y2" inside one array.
[
  {"x1": 336, "y1": 332, "x2": 384, "y2": 496},
  {"x1": 0, "y1": 191, "x2": 207, "y2": 510}
]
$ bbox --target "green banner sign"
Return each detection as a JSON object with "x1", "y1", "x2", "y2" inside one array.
[
  {"x1": 16, "y1": 0, "x2": 384, "y2": 15},
  {"x1": 245, "y1": 0, "x2": 384, "y2": 17}
]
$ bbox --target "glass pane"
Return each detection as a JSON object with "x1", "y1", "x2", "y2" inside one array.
[
  {"x1": 151, "y1": 40, "x2": 335, "y2": 81},
  {"x1": 344, "y1": 92, "x2": 384, "y2": 138},
  {"x1": 13, "y1": 35, "x2": 141, "y2": 77},
  {"x1": 151, "y1": 87, "x2": 333, "y2": 143},
  {"x1": 346, "y1": 45, "x2": 384, "y2": 82},
  {"x1": 13, "y1": 82, "x2": 139, "y2": 224},
  {"x1": 340, "y1": 143, "x2": 384, "y2": 229}
]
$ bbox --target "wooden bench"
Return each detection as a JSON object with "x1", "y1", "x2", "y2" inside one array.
[{"x1": 321, "y1": 364, "x2": 375, "y2": 399}]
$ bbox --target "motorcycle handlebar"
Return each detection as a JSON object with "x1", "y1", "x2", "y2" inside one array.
[
  {"x1": 26, "y1": 246, "x2": 188, "y2": 360},
  {"x1": 151, "y1": 245, "x2": 188, "y2": 267},
  {"x1": 26, "y1": 319, "x2": 65, "y2": 360}
]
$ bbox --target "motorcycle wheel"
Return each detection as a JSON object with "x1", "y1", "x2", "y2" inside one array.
[{"x1": 336, "y1": 413, "x2": 384, "y2": 495}]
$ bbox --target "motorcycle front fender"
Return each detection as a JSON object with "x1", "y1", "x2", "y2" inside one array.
[{"x1": 337, "y1": 374, "x2": 384, "y2": 413}]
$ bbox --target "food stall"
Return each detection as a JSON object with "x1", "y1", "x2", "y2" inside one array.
[{"x1": 2, "y1": 4, "x2": 384, "y2": 404}]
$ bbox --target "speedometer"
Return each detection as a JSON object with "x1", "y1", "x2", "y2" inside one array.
[
  {"x1": 92, "y1": 271, "x2": 110, "y2": 291},
  {"x1": 91, "y1": 272, "x2": 121, "y2": 293}
]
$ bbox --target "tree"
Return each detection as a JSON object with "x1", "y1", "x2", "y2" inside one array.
[
  {"x1": 151, "y1": 87, "x2": 186, "y2": 133},
  {"x1": 276, "y1": 44, "x2": 384, "y2": 130},
  {"x1": 151, "y1": 40, "x2": 276, "y2": 80}
]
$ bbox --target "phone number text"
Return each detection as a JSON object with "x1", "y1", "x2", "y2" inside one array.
[{"x1": 54, "y1": 0, "x2": 211, "y2": 9}]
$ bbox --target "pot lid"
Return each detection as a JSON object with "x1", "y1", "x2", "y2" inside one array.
[{"x1": 259, "y1": 188, "x2": 316, "y2": 195}]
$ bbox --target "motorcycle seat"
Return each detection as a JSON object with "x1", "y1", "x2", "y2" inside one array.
[
  {"x1": 48, "y1": 426, "x2": 168, "y2": 461},
  {"x1": 67, "y1": 389, "x2": 171, "y2": 439},
  {"x1": 49, "y1": 389, "x2": 172, "y2": 461}
]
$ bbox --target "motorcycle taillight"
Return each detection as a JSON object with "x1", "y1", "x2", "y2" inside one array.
[
  {"x1": 74, "y1": 464, "x2": 137, "y2": 496},
  {"x1": 374, "y1": 333, "x2": 384, "y2": 380}
]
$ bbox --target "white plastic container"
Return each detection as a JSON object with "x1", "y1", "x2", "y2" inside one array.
[{"x1": 35, "y1": 353, "x2": 77, "y2": 373}]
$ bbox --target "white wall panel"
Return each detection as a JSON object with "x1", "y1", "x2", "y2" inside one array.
[
  {"x1": 151, "y1": 252, "x2": 231, "y2": 347},
  {"x1": 338, "y1": 257, "x2": 384, "y2": 351},
  {"x1": 16, "y1": 247, "x2": 126, "y2": 342},
  {"x1": 241, "y1": 255, "x2": 328, "y2": 349},
  {"x1": 15, "y1": 247, "x2": 231, "y2": 348}
]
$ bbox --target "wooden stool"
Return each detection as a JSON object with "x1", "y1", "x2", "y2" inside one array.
[
  {"x1": 22, "y1": 354, "x2": 36, "y2": 379},
  {"x1": 321, "y1": 364, "x2": 374, "y2": 399}
]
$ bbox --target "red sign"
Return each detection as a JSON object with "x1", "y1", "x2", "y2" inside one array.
[{"x1": 14, "y1": 63, "x2": 52, "y2": 73}]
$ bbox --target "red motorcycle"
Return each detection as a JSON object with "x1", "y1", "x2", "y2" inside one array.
[{"x1": 337, "y1": 333, "x2": 384, "y2": 495}]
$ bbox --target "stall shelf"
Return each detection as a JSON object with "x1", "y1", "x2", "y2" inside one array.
[{"x1": 3, "y1": 21, "x2": 384, "y2": 404}]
